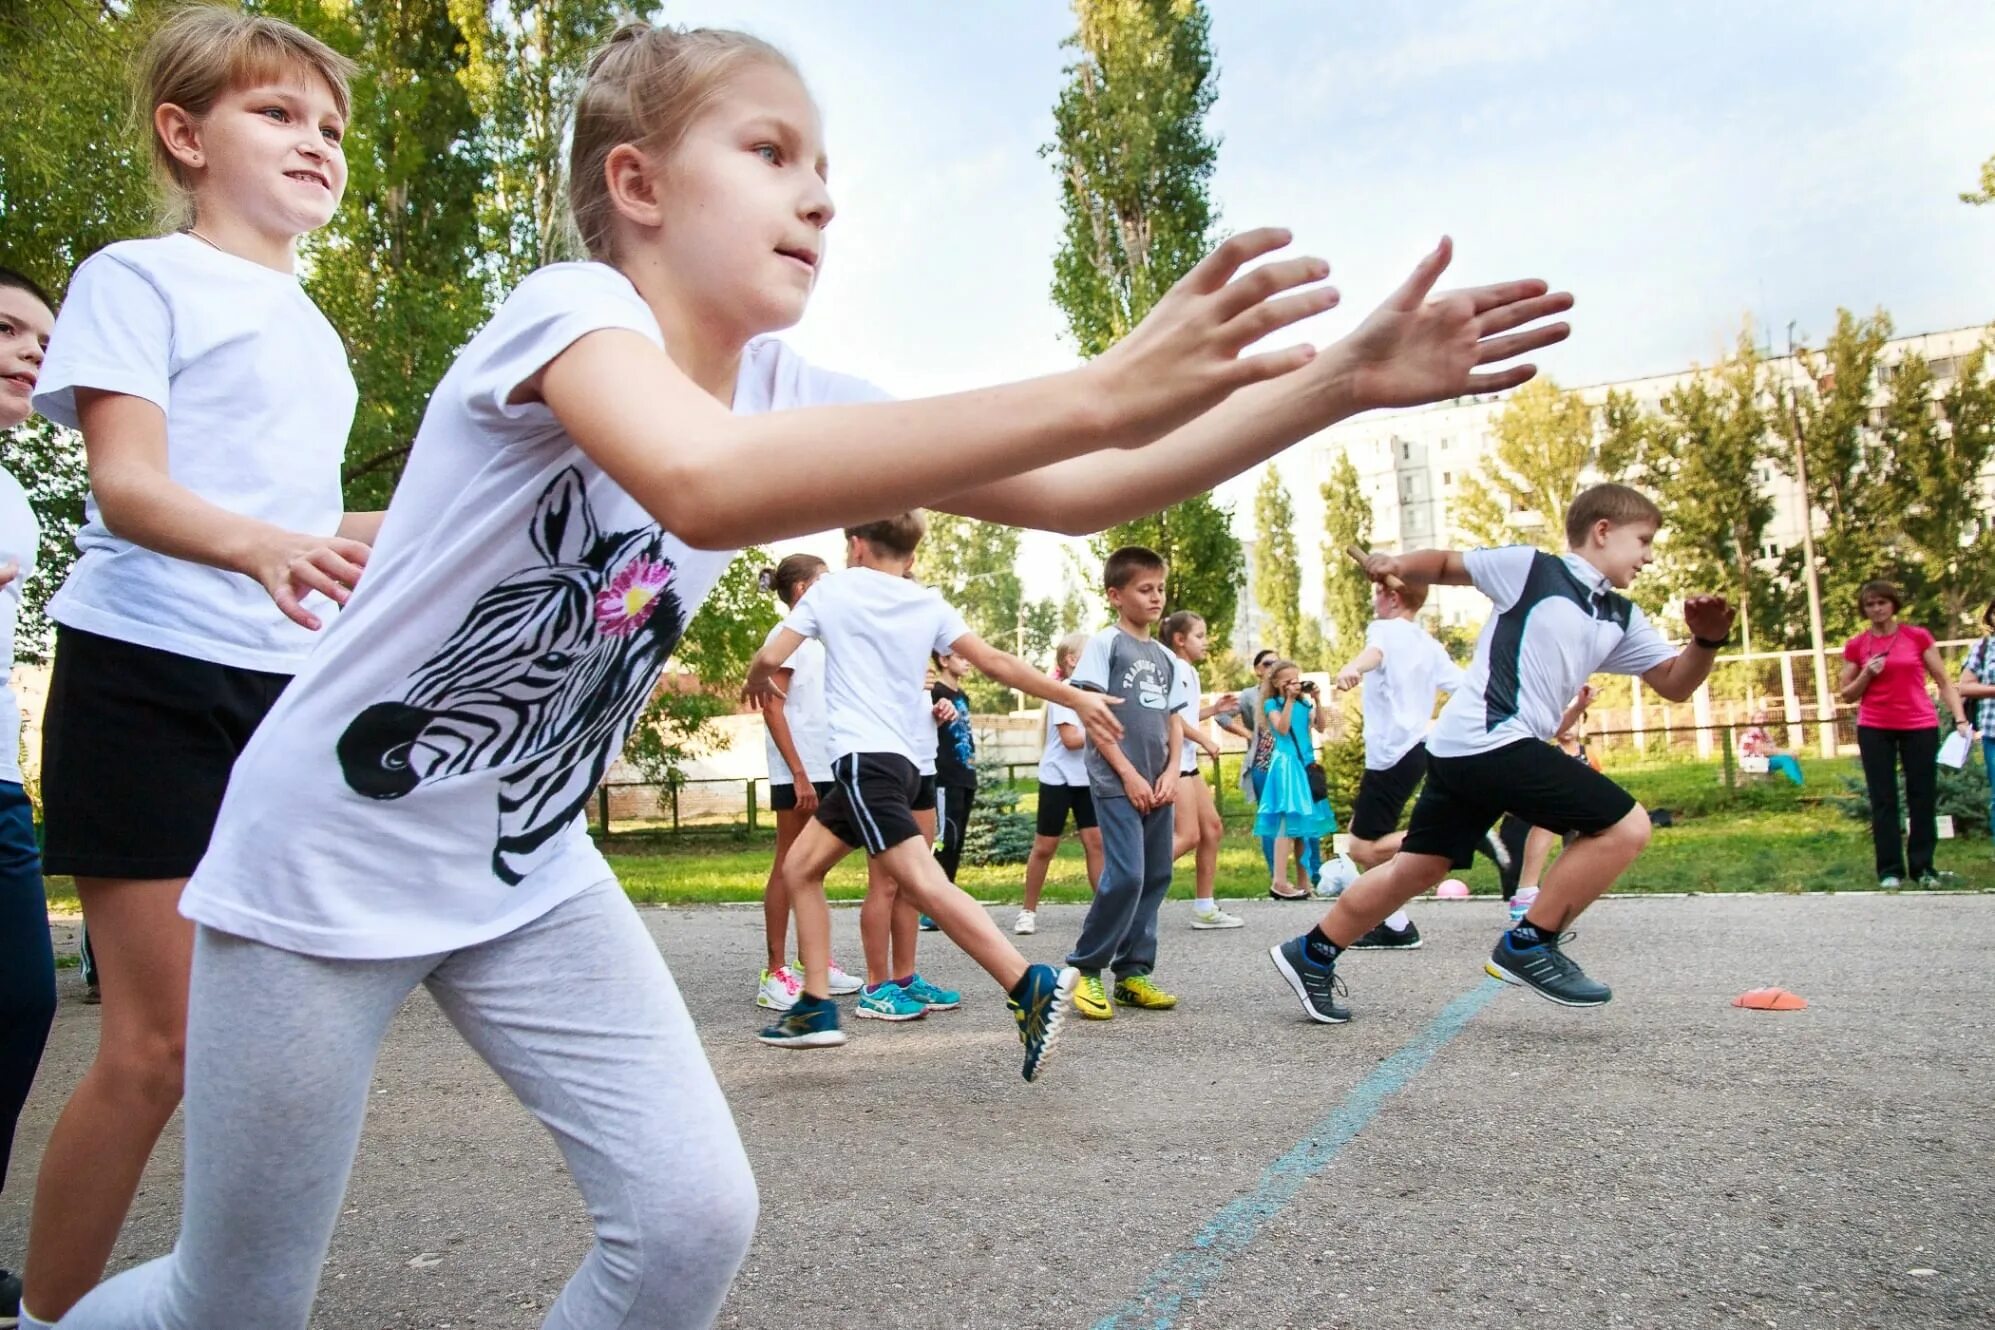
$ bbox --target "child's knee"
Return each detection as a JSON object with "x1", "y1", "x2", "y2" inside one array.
[{"x1": 1614, "y1": 805, "x2": 1652, "y2": 851}]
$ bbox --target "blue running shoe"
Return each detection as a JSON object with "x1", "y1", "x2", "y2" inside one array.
[
  {"x1": 757, "y1": 994, "x2": 847, "y2": 1048},
  {"x1": 918, "y1": 914, "x2": 939, "y2": 931},
  {"x1": 1268, "y1": 936, "x2": 1351, "y2": 1023},
  {"x1": 902, "y1": 973, "x2": 962, "y2": 1011},
  {"x1": 855, "y1": 983, "x2": 928, "y2": 1021},
  {"x1": 1485, "y1": 929, "x2": 1611, "y2": 1007},
  {"x1": 1009, "y1": 964, "x2": 1078, "y2": 1082}
]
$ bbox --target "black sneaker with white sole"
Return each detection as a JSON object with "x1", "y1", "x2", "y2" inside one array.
[
  {"x1": 1484, "y1": 930, "x2": 1611, "y2": 1007},
  {"x1": 1348, "y1": 920, "x2": 1422, "y2": 950},
  {"x1": 1269, "y1": 937, "x2": 1351, "y2": 1023}
]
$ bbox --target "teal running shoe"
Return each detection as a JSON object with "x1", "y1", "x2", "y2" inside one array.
[
  {"x1": 902, "y1": 973, "x2": 961, "y2": 1011},
  {"x1": 757, "y1": 994, "x2": 847, "y2": 1048},
  {"x1": 855, "y1": 983, "x2": 928, "y2": 1022}
]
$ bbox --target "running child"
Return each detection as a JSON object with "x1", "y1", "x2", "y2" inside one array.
[
  {"x1": 54, "y1": 20, "x2": 1572, "y2": 1324},
  {"x1": 1164, "y1": 610, "x2": 1242, "y2": 929},
  {"x1": 930, "y1": 646, "x2": 978, "y2": 884},
  {"x1": 0, "y1": 266, "x2": 57, "y2": 1329},
  {"x1": 1065, "y1": 547, "x2": 1188, "y2": 1019},
  {"x1": 1017, "y1": 631, "x2": 1103, "y2": 936},
  {"x1": 19, "y1": 12, "x2": 377, "y2": 1323},
  {"x1": 752, "y1": 553, "x2": 862, "y2": 1009},
  {"x1": 1271, "y1": 484, "x2": 1733, "y2": 1024},
  {"x1": 1255, "y1": 660, "x2": 1334, "y2": 901},
  {"x1": 749, "y1": 512, "x2": 1120, "y2": 1064}
]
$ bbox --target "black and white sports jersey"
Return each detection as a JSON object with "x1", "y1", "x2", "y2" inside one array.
[{"x1": 1428, "y1": 546, "x2": 1677, "y2": 758}]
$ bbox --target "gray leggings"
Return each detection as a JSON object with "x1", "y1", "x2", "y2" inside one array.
[{"x1": 60, "y1": 880, "x2": 757, "y2": 1329}]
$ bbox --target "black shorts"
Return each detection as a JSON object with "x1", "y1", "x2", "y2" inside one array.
[
  {"x1": 770, "y1": 780, "x2": 834, "y2": 812},
  {"x1": 914, "y1": 773, "x2": 936, "y2": 812},
  {"x1": 1349, "y1": 743, "x2": 1428, "y2": 842},
  {"x1": 817, "y1": 753, "x2": 925, "y2": 855},
  {"x1": 40, "y1": 625, "x2": 291, "y2": 879},
  {"x1": 1035, "y1": 782, "x2": 1097, "y2": 836},
  {"x1": 1402, "y1": 738, "x2": 1637, "y2": 870}
]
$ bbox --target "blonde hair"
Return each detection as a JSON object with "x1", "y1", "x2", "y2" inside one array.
[
  {"x1": 568, "y1": 21, "x2": 798, "y2": 261},
  {"x1": 1053, "y1": 630, "x2": 1090, "y2": 679},
  {"x1": 138, "y1": 4, "x2": 355, "y2": 230}
]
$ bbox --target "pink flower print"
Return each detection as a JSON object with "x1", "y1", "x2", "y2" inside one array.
[{"x1": 595, "y1": 556, "x2": 672, "y2": 637}]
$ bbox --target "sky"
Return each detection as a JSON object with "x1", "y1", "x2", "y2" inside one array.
[{"x1": 666, "y1": 0, "x2": 1995, "y2": 601}]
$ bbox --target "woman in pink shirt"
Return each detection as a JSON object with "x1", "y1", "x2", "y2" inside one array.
[{"x1": 1837, "y1": 579, "x2": 1973, "y2": 886}]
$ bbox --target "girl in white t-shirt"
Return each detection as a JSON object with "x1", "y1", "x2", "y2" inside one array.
[
  {"x1": 56, "y1": 20, "x2": 1572, "y2": 1326},
  {"x1": 1163, "y1": 612, "x2": 1242, "y2": 929},
  {"x1": 20, "y1": 11, "x2": 379, "y2": 1324},
  {"x1": 752, "y1": 553, "x2": 862, "y2": 1009},
  {"x1": 1016, "y1": 632, "x2": 1102, "y2": 935}
]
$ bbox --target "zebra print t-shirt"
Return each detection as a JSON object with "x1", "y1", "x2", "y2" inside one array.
[{"x1": 178, "y1": 263, "x2": 889, "y2": 959}]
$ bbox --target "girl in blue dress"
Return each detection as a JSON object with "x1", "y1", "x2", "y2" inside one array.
[{"x1": 1256, "y1": 660, "x2": 1335, "y2": 899}]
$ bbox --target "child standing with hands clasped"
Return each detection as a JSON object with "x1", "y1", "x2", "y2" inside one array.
[
  {"x1": 1065, "y1": 548, "x2": 1190, "y2": 1019},
  {"x1": 1271, "y1": 485, "x2": 1733, "y2": 1025},
  {"x1": 55, "y1": 18, "x2": 1573, "y2": 1323},
  {"x1": 1256, "y1": 660, "x2": 1334, "y2": 901}
]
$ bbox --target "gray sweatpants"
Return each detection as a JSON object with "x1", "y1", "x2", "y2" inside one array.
[
  {"x1": 1065, "y1": 794, "x2": 1174, "y2": 978},
  {"x1": 59, "y1": 880, "x2": 756, "y2": 1330}
]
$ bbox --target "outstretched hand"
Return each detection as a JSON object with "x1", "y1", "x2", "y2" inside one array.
[{"x1": 1334, "y1": 237, "x2": 1573, "y2": 413}]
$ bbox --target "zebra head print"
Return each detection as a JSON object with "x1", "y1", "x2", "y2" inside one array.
[{"x1": 337, "y1": 467, "x2": 685, "y2": 884}]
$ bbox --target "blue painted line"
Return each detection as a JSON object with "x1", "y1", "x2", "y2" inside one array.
[{"x1": 1091, "y1": 978, "x2": 1507, "y2": 1330}]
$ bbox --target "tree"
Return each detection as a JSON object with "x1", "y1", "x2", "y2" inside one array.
[
  {"x1": 1631, "y1": 330, "x2": 1775, "y2": 658},
  {"x1": 1251, "y1": 465, "x2": 1301, "y2": 656},
  {"x1": 1882, "y1": 342, "x2": 1995, "y2": 632},
  {"x1": 1964, "y1": 153, "x2": 1995, "y2": 206},
  {"x1": 1020, "y1": 597, "x2": 1060, "y2": 667},
  {"x1": 1047, "y1": 0, "x2": 1244, "y2": 656},
  {"x1": 1452, "y1": 379, "x2": 1622, "y2": 551},
  {"x1": 915, "y1": 511, "x2": 1023, "y2": 711},
  {"x1": 963, "y1": 752, "x2": 1036, "y2": 866},
  {"x1": 622, "y1": 549, "x2": 777, "y2": 789},
  {"x1": 254, "y1": 0, "x2": 498, "y2": 508},
  {"x1": 1319, "y1": 451, "x2": 1374, "y2": 653}
]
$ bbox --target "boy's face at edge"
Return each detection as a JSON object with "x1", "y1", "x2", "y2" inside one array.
[
  {"x1": 1574, "y1": 518, "x2": 1657, "y2": 589},
  {"x1": 1106, "y1": 569, "x2": 1167, "y2": 628}
]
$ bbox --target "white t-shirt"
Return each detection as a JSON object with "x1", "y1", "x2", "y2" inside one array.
[
  {"x1": 32, "y1": 234, "x2": 354, "y2": 671},
  {"x1": 915, "y1": 680, "x2": 938, "y2": 778},
  {"x1": 0, "y1": 469, "x2": 40, "y2": 785},
  {"x1": 178, "y1": 262, "x2": 887, "y2": 958},
  {"x1": 783, "y1": 567, "x2": 969, "y2": 767},
  {"x1": 759, "y1": 626, "x2": 831, "y2": 785},
  {"x1": 1361, "y1": 616, "x2": 1464, "y2": 769},
  {"x1": 1171, "y1": 655, "x2": 1203, "y2": 772},
  {"x1": 1037, "y1": 696, "x2": 1089, "y2": 786},
  {"x1": 1428, "y1": 546, "x2": 1677, "y2": 758}
]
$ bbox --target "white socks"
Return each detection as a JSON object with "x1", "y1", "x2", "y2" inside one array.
[
  {"x1": 1384, "y1": 908, "x2": 1412, "y2": 931},
  {"x1": 20, "y1": 1307, "x2": 58, "y2": 1329}
]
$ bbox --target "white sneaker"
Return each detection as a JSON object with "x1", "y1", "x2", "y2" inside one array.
[
  {"x1": 1013, "y1": 909, "x2": 1037, "y2": 935},
  {"x1": 756, "y1": 965, "x2": 802, "y2": 1011},
  {"x1": 1315, "y1": 853, "x2": 1360, "y2": 900},
  {"x1": 1190, "y1": 904, "x2": 1244, "y2": 930},
  {"x1": 826, "y1": 961, "x2": 864, "y2": 996}
]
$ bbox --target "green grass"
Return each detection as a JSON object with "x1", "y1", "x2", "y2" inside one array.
[{"x1": 38, "y1": 754, "x2": 1995, "y2": 911}]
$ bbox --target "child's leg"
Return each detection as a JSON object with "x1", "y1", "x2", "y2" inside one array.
[
  {"x1": 1193, "y1": 781, "x2": 1223, "y2": 904},
  {"x1": 1109, "y1": 806, "x2": 1178, "y2": 978},
  {"x1": 1524, "y1": 806, "x2": 1650, "y2": 930},
  {"x1": 763, "y1": 807, "x2": 809, "y2": 973},
  {"x1": 1316, "y1": 851, "x2": 1454, "y2": 947},
  {"x1": 0, "y1": 782, "x2": 53, "y2": 1197},
  {"x1": 1249, "y1": 767, "x2": 1277, "y2": 872},
  {"x1": 22, "y1": 877, "x2": 193, "y2": 1318},
  {"x1": 59, "y1": 928, "x2": 427, "y2": 1330},
  {"x1": 1519, "y1": 825, "x2": 1557, "y2": 892},
  {"x1": 934, "y1": 785, "x2": 973, "y2": 882},
  {"x1": 1348, "y1": 830, "x2": 1402, "y2": 870},
  {"x1": 1067, "y1": 796, "x2": 1145, "y2": 973},
  {"x1": 1079, "y1": 827, "x2": 1105, "y2": 893},
  {"x1": 1270, "y1": 834, "x2": 1294, "y2": 889},
  {"x1": 889, "y1": 805, "x2": 938, "y2": 977},
  {"x1": 1171, "y1": 792, "x2": 1199, "y2": 862},
  {"x1": 1021, "y1": 832, "x2": 1060, "y2": 911},
  {"x1": 781, "y1": 822, "x2": 855, "y2": 999},
  {"x1": 860, "y1": 858, "x2": 897, "y2": 985},
  {"x1": 874, "y1": 838, "x2": 1028, "y2": 990},
  {"x1": 427, "y1": 883, "x2": 756, "y2": 1330}
]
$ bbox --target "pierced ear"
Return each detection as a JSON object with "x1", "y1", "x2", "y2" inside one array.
[
  {"x1": 154, "y1": 102, "x2": 205, "y2": 171},
  {"x1": 604, "y1": 143, "x2": 666, "y2": 232}
]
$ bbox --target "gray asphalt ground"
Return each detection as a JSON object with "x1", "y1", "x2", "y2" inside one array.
[{"x1": 5, "y1": 894, "x2": 1992, "y2": 1329}]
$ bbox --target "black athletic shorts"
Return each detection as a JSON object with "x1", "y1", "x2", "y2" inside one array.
[
  {"x1": 1034, "y1": 781, "x2": 1097, "y2": 836},
  {"x1": 914, "y1": 773, "x2": 936, "y2": 812},
  {"x1": 1402, "y1": 738, "x2": 1637, "y2": 870},
  {"x1": 40, "y1": 625, "x2": 291, "y2": 879},
  {"x1": 770, "y1": 780, "x2": 834, "y2": 812},
  {"x1": 1349, "y1": 742, "x2": 1428, "y2": 842},
  {"x1": 817, "y1": 753, "x2": 925, "y2": 855}
]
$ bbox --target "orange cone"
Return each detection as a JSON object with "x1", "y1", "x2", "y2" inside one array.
[{"x1": 1732, "y1": 987, "x2": 1807, "y2": 1011}]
